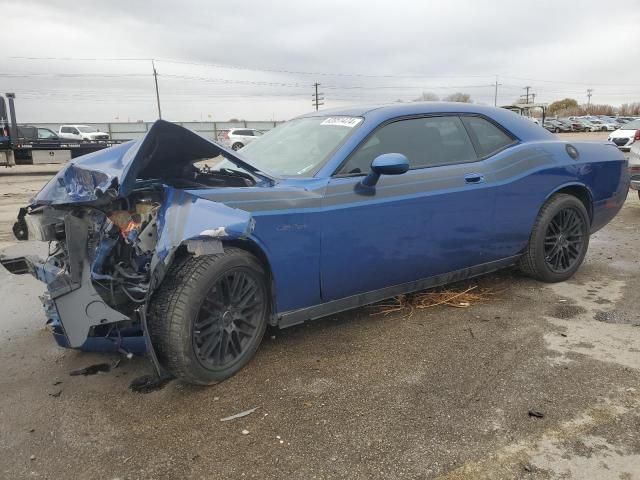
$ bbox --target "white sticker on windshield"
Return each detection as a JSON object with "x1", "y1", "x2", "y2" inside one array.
[{"x1": 320, "y1": 117, "x2": 362, "y2": 128}]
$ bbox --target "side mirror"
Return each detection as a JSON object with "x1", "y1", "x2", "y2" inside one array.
[{"x1": 361, "y1": 153, "x2": 409, "y2": 187}]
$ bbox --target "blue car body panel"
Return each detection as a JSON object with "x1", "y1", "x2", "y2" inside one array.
[{"x1": 10, "y1": 103, "x2": 628, "y2": 352}]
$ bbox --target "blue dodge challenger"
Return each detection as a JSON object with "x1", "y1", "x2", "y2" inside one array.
[{"x1": 1, "y1": 103, "x2": 629, "y2": 384}]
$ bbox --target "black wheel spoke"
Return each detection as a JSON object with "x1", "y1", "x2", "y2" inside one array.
[
  {"x1": 234, "y1": 318, "x2": 257, "y2": 337},
  {"x1": 200, "y1": 330, "x2": 222, "y2": 358}
]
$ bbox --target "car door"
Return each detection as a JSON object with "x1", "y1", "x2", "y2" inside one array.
[
  {"x1": 459, "y1": 115, "x2": 530, "y2": 261},
  {"x1": 319, "y1": 115, "x2": 495, "y2": 301}
]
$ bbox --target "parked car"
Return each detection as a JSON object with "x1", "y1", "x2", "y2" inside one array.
[
  {"x1": 584, "y1": 119, "x2": 612, "y2": 132},
  {"x1": 58, "y1": 125, "x2": 110, "y2": 141},
  {"x1": 608, "y1": 119, "x2": 640, "y2": 150},
  {"x1": 629, "y1": 140, "x2": 640, "y2": 199},
  {"x1": 543, "y1": 119, "x2": 572, "y2": 133},
  {"x1": 218, "y1": 128, "x2": 263, "y2": 150},
  {"x1": 17, "y1": 126, "x2": 60, "y2": 141},
  {"x1": 559, "y1": 118, "x2": 586, "y2": 132},
  {"x1": 596, "y1": 116, "x2": 622, "y2": 130},
  {"x1": 1, "y1": 104, "x2": 628, "y2": 385},
  {"x1": 570, "y1": 119, "x2": 599, "y2": 132},
  {"x1": 616, "y1": 117, "x2": 636, "y2": 124}
]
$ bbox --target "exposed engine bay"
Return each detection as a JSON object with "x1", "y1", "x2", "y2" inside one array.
[{"x1": 18, "y1": 186, "x2": 167, "y2": 351}]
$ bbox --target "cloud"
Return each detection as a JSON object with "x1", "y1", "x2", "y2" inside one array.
[{"x1": 1, "y1": 0, "x2": 639, "y2": 121}]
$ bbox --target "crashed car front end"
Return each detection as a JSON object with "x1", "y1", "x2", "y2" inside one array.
[{"x1": 1, "y1": 120, "x2": 265, "y2": 359}]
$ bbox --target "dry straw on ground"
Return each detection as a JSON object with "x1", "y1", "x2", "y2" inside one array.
[{"x1": 368, "y1": 284, "x2": 499, "y2": 318}]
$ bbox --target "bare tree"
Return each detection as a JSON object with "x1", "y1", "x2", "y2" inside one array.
[
  {"x1": 413, "y1": 92, "x2": 440, "y2": 102},
  {"x1": 444, "y1": 92, "x2": 473, "y2": 103}
]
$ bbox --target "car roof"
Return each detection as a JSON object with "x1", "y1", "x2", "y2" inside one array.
[{"x1": 298, "y1": 102, "x2": 554, "y2": 141}]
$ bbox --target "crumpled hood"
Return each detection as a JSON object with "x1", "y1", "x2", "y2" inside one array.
[{"x1": 33, "y1": 120, "x2": 269, "y2": 205}]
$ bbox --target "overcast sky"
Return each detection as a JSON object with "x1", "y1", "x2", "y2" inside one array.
[{"x1": 2, "y1": 0, "x2": 639, "y2": 123}]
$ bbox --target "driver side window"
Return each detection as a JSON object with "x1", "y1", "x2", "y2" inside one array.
[{"x1": 338, "y1": 116, "x2": 477, "y2": 175}]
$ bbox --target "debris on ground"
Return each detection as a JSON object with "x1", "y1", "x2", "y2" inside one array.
[
  {"x1": 241, "y1": 429, "x2": 250, "y2": 435},
  {"x1": 528, "y1": 409, "x2": 545, "y2": 419},
  {"x1": 369, "y1": 285, "x2": 500, "y2": 318},
  {"x1": 69, "y1": 363, "x2": 111, "y2": 376},
  {"x1": 52, "y1": 380, "x2": 62, "y2": 386},
  {"x1": 129, "y1": 374, "x2": 172, "y2": 394},
  {"x1": 220, "y1": 407, "x2": 259, "y2": 422},
  {"x1": 48, "y1": 389, "x2": 62, "y2": 398}
]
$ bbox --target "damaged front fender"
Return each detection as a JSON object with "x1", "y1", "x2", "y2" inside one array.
[
  {"x1": 154, "y1": 187, "x2": 254, "y2": 262},
  {"x1": 148, "y1": 186, "x2": 255, "y2": 289}
]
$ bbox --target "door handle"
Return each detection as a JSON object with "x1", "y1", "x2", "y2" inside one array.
[{"x1": 464, "y1": 173, "x2": 485, "y2": 184}]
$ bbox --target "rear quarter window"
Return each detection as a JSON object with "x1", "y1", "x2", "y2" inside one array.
[{"x1": 462, "y1": 116, "x2": 516, "y2": 158}]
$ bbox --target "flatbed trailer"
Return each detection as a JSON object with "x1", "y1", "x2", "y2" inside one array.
[
  {"x1": 0, "y1": 94, "x2": 124, "y2": 167},
  {"x1": 10, "y1": 139, "x2": 125, "y2": 165}
]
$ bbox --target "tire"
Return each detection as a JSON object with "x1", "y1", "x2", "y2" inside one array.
[
  {"x1": 602, "y1": 127, "x2": 607, "y2": 132},
  {"x1": 231, "y1": 142, "x2": 244, "y2": 151},
  {"x1": 555, "y1": 128, "x2": 560, "y2": 133},
  {"x1": 637, "y1": 190, "x2": 640, "y2": 201},
  {"x1": 148, "y1": 248, "x2": 269, "y2": 385},
  {"x1": 519, "y1": 194, "x2": 590, "y2": 283}
]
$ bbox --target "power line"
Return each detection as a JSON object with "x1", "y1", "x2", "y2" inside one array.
[
  {"x1": 0, "y1": 72, "x2": 150, "y2": 78},
  {"x1": 10, "y1": 56, "x2": 640, "y2": 88}
]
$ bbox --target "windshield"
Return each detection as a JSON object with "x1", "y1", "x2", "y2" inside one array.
[
  {"x1": 232, "y1": 116, "x2": 362, "y2": 176},
  {"x1": 77, "y1": 126, "x2": 98, "y2": 133}
]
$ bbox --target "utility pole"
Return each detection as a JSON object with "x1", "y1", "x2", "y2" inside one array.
[
  {"x1": 493, "y1": 76, "x2": 502, "y2": 107},
  {"x1": 586, "y1": 89, "x2": 593, "y2": 111},
  {"x1": 152, "y1": 59, "x2": 162, "y2": 119},
  {"x1": 312, "y1": 82, "x2": 324, "y2": 111},
  {"x1": 523, "y1": 86, "x2": 531, "y2": 104}
]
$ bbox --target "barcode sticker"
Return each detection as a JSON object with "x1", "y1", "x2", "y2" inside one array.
[{"x1": 320, "y1": 117, "x2": 362, "y2": 128}]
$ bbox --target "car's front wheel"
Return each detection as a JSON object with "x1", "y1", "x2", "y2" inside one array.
[
  {"x1": 231, "y1": 142, "x2": 244, "y2": 151},
  {"x1": 148, "y1": 248, "x2": 269, "y2": 385},
  {"x1": 519, "y1": 193, "x2": 590, "y2": 283}
]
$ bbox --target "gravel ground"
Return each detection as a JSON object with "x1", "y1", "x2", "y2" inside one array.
[{"x1": 0, "y1": 133, "x2": 638, "y2": 480}]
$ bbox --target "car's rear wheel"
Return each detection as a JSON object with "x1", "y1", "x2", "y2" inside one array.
[
  {"x1": 148, "y1": 248, "x2": 269, "y2": 385},
  {"x1": 555, "y1": 127, "x2": 560, "y2": 133},
  {"x1": 519, "y1": 194, "x2": 590, "y2": 283},
  {"x1": 231, "y1": 142, "x2": 244, "y2": 151}
]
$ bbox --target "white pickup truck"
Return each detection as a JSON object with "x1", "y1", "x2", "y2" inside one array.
[{"x1": 58, "y1": 125, "x2": 110, "y2": 141}]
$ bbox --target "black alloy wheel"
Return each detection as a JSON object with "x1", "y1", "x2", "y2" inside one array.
[
  {"x1": 193, "y1": 269, "x2": 265, "y2": 368},
  {"x1": 519, "y1": 193, "x2": 590, "y2": 283},
  {"x1": 543, "y1": 208, "x2": 585, "y2": 274},
  {"x1": 148, "y1": 248, "x2": 269, "y2": 385}
]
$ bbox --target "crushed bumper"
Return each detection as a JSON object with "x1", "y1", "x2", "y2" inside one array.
[{"x1": 1, "y1": 253, "x2": 146, "y2": 353}]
